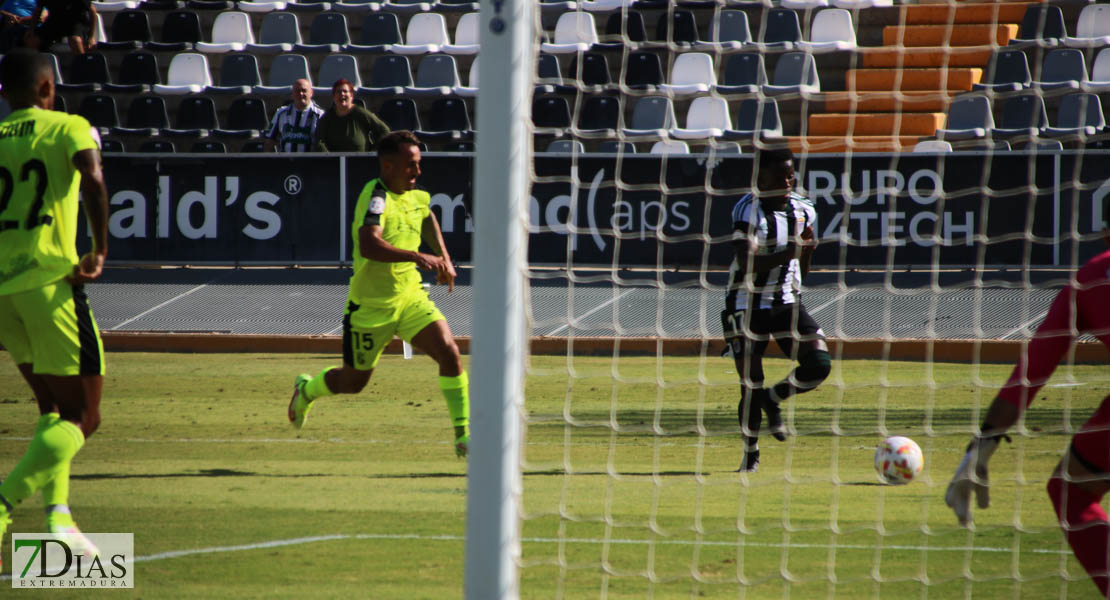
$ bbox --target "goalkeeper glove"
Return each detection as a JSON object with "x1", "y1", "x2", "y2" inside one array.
[
  {"x1": 455, "y1": 433, "x2": 469, "y2": 459},
  {"x1": 945, "y1": 432, "x2": 1009, "y2": 527}
]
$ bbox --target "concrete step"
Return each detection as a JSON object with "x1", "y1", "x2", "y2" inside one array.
[
  {"x1": 783, "y1": 136, "x2": 921, "y2": 154},
  {"x1": 819, "y1": 91, "x2": 958, "y2": 113},
  {"x1": 901, "y1": 3, "x2": 1034, "y2": 25},
  {"x1": 847, "y1": 68, "x2": 983, "y2": 91},
  {"x1": 882, "y1": 24, "x2": 1019, "y2": 47},
  {"x1": 862, "y1": 46, "x2": 994, "y2": 68},
  {"x1": 808, "y1": 112, "x2": 946, "y2": 136}
]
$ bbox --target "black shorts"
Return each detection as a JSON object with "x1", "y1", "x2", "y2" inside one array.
[
  {"x1": 36, "y1": 13, "x2": 90, "y2": 47},
  {"x1": 721, "y1": 302, "x2": 824, "y2": 360}
]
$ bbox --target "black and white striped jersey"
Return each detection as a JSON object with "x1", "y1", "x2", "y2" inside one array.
[
  {"x1": 725, "y1": 191, "x2": 818, "y2": 311},
  {"x1": 265, "y1": 101, "x2": 325, "y2": 153}
]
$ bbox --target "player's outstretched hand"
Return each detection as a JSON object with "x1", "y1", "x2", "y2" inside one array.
[
  {"x1": 414, "y1": 252, "x2": 444, "y2": 272},
  {"x1": 437, "y1": 260, "x2": 457, "y2": 293},
  {"x1": 945, "y1": 436, "x2": 1003, "y2": 527},
  {"x1": 67, "y1": 251, "x2": 106, "y2": 284}
]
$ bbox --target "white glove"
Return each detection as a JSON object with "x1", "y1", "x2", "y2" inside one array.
[{"x1": 945, "y1": 436, "x2": 1004, "y2": 527}]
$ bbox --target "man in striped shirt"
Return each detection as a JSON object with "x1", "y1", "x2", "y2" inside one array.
[
  {"x1": 264, "y1": 78, "x2": 324, "y2": 153},
  {"x1": 722, "y1": 147, "x2": 831, "y2": 473}
]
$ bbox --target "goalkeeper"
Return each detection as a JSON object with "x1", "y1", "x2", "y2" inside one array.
[
  {"x1": 287, "y1": 130, "x2": 469, "y2": 458},
  {"x1": 946, "y1": 212, "x2": 1110, "y2": 597},
  {"x1": 722, "y1": 148, "x2": 831, "y2": 473}
]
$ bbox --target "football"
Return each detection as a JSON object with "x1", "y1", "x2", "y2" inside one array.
[{"x1": 874, "y1": 436, "x2": 924, "y2": 485}]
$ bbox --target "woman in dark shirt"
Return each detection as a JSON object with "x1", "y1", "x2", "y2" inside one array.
[{"x1": 314, "y1": 79, "x2": 391, "y2": 153}]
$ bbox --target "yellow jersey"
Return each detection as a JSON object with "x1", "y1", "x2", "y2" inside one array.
[{"x1": 349, "y1": 178, "x2": 430, "y2": 304}]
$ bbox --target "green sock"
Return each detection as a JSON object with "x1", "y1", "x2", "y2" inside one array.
[
  {"x1": 0, "y1": 420, "x2": 84, "y2": 509},
  {"x1": 37, "y1": 414, "x2": 71, "y2": 509},
  {"x1": 304, "y1": 367, "x2": 338, "y2": 402},
  {"x1": 439, "y1": 372, "x2": 469, "y2": 429}
]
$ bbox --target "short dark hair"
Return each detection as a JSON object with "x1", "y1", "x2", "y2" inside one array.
[
  {"x1": 377, "y1": 130, "x2": 421, "y2": 158},
  {"x1": 756, "y1": 147, "x2": 794, "y2": 174},
  {"x1": 0, "y1": 48, "x2": 53, "y2": 99}
]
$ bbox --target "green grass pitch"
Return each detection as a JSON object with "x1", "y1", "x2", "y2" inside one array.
[{"x1": 1, "y1": 351, "x2": 1107, "y2": 598}]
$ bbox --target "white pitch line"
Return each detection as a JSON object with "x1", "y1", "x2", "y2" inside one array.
[
  {"x1": 0, "y1": 531, "x2": 1071, "y2": 581},
  {"x1": 547, "y1": 288, "x2": 635, "y2": 336},
  {"x1": 110, "y1": 283, "x2": 209, "y2": 330},
  {"x1": 807, "y1": 288, "x2": 852, "y2": 317},
  {"x1": 1001, "y1": 312, "x2": 1048, "y2": 341}
]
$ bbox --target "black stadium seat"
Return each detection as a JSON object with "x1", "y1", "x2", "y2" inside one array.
[
  {"x1": 215, "y1": 97, "x2": 268, "y2": 137},
  {"x1": 139, "y1": 140, "x2": 176, "y2": 153},
  {"x1": 78, "y1": 94, "x2": 120, "y2": 131},
  {"x1": 148, "y1": 11, "x2": 204, "y2": 51},
  {"x1": 377, "y1": 98, "x2": 422, "y2": 131},
  {"x1": 105, "y1": 51, "x2": 159, "y2": 93},
  {"x1": 59, "y1": 53, "x2": 110, "y2": 92},
  {"x1": 100, "y1": 9, "x2": 151, "y2": 50},
  {"x1": 165, "y1": 96, "x2": 219, "y2": 136},
  {"x1": 113, "y1": 96, "x2": 171, "y2": 136}
]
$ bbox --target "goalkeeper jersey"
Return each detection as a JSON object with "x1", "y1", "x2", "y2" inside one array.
[
  {"x1": 349, "y1": 178, "x2": 430, "y2": 304},
  {"x1": 0, "y1": 107, "x2": 98, "y2": 296}
]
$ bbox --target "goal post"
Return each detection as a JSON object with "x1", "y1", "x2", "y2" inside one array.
[{"x1": 465, "y1": 0, "x2": 535, "y2": 598}]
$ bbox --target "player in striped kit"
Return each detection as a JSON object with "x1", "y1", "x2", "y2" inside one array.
[{"x1": 722, "y1": 148, "x2": 831, "y2": 473}]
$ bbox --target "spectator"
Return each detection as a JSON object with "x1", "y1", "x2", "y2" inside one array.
[
  {"x1": 314, "y1": 78, "x2": 390, "y2": 153},
  {"x1": 264, "y1": 78, "x2": 325, "y2": 153},
  {"x1": 25, "y1": 0, "x2": 97, "y2": 55},
  {"x1": 0, "y1": 0, "x2": 39, "y2": 51}
]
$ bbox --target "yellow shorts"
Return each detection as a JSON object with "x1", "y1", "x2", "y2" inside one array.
[
  {"x1": 0, "y1": 281, "x2": 105, "y2": 376},
  {"x1": 343, "y1": 288, "x2": 444, "y2": 371}
]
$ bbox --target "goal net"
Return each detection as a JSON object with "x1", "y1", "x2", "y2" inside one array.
[{"x1": 469, "y1": 1, "x2": 1110, "y2": 597}]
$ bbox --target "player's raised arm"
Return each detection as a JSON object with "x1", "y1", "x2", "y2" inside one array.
[
  {"x1": 69, "y1": 147, "x2": 108, "y2": 283},
  {"x1": 420, "y1": 212, "x2": 455, "y2": 292}
]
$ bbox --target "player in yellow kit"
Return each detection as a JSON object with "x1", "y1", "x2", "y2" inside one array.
[
  {"x1": 0, "y1": 48, "x2": 110, "y2": 566},
  {"x1": 287, "y1": 130, "x2": 469, "y2": 457}
]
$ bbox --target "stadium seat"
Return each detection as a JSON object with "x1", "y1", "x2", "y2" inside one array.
[
  {"x1": 286, "y1": 0, "x2": 332, "y2": 13},
  {"x1": 443, "y1": 12, "x2": 479, "y2": 54},
  {"x1": 831, "y1": 0, "x2": 891, "y2": 7},
  {"x1": 196, "y1": 11, "x2": 254, "y2": 53},
  {"x1": 798, "y1": 8, "x2": 856, "y2": 54},
  {"x1": 782, "y1": 0, "x2": 827, "y2": 8},
  {"x1": 695, "y1": 9, "x2": 751, "y2": 51},
  {"x1": 1044, "y1": 93, "x2": 1106, "y2": 138},
  {"x1": 188, "y1": 0, "x2": 235, "y2": 10},
  {"x1": 972, "y1": 50, "x2": 1031, "y2": 92},
  {"x1": 649, "y1": 140, "x2": 689, "y2": 155},
  {"x1": 1009, "y1": 5, "x2": 1066, "y2": 49},
  {"x1": 544, "y1": 139, "x2": 585, "y2": 153},
  {"x1": 1032, "y1": 49, "x2": 1087, "y2": 92},
  {"x1": 541, "y1": 12, "x2": 599, "y2": 54},
  {"x1": 314, "y1": 54, "x2": 361, "y2": 95},
  {"x1": 78, "y1": 94, "x2": 120, "y2": 133},
  {"x1": 99, "y1": 9, "x2": 151, "y2": 50},
  {"x1": 568, "y1": 52, "x2": 612, "y2": 91},
  {"x1": 671, "y1": 96, "x2": 730, "y2": 139},
  {"x1": 190, "y1": 140, "x2": 228, "y2": 153},
  {"x1": 761, "y1": 8, "x2": 802, "y2": 51},
  {"x1": 93, "y1": 0, "x2": 138, "y2": 13},
  {"x1": 604, "y1": 10, "x2": 645, "y2": 46},
  {"x1": 113, "y1": 96, "x2": 171, "y2": 136},
  {"x1": 382, "y1": 0, "x2": 430, "y2": 14},
  {"x1": 623, "y1": 51, "x2": 664, "y2": 91},
  {"x1": 295, "y1": 12, "x2": 350, "y2": 53},
  {"x1": 726, "y1": 98, "x2": 782, "y2": 139},
  {"x1": 43, "y1": 54, "x2": 64, "y2": 89},
  {"x1": 717, "y1": 53, "x2": 765, "y2": 95},
  {"x1": 406, "y1": 54, "x2": 460, "y2": 96},
  {"x1": 991, "y1": 94, "x2": 1047, "y2": 140},
  {"x1": 255, "y1": 54, "x2": 312, "y2": 94},
  {"x1": 952, "y1": 139, "x2": 1010, "y2": 152},
  {"x1": 378, "y1": 97, "x2": 422, "y2": 130},
  {"x1": 1063, "y1": 4, "x2": 1110, "y2": 48},
  {"x1": 214, "y1": 96, "x2": 268, "y2": 137},
  {"x1": 240, "y1": 140, "x2": 267, "y2": 152},
  {"x1": 455, "y1": 56, "x2": 478, "y2": 97},
  {"x1": 393, "y1": 13, "x2": 450, "y2": 55},
  {"x1": 581, "y1": 0, "x2": 634, "y2": 12},
  {"x1": 344, "y1": 13, "x2": 401, "y2": 53},
  {"x1": 153, "y1": 53, "x2": 212, "y2": 94},
  {"x1": 139, "y1": 140, "x2": 176, "y2": 153},
  {"x1": 360, "y1": 55, "x2": 413, "y2": 95},
  {"x1": 104, "y1": 50, "x2": 159, "y2": 93},
  {"x1": 1031, "y1": 138, "x2": 1063, "y2": 151},
  {"x1": 435, "y1": 0, "x2": 479, "y2": 14},
  {"x1": 622, "y1": 96, "x2": 675, "y2": 138},
  {"x1": 654, "y1": 10, "x2": 699, "y2": 46},
  {"x1": 164, "y1": 95, "x2": 218, "y2": 136},
  {"x1": 936, "y1": 95, "x2": 992, "y2": 140},
  {"x1": 711, "y1": 141, "x2": 742, "y2": 153},
  {"x1": 238, "y1": 0, "x2": 287, "y2": 13},
  {"x1": 763, "y1": 52, "x2": 819, "y2": 96},
  {"x1": 209, "y1": 54, "x2": 262, "y2": 95},
  {"x1": 246, "y1": 12, "x2": 301, "y2": 53},
  {"x1": 148, "y1": 10, "x2": 203, "y2": 51},
  {"x1": 1082, "y1": 48, "x2": 1110, "y2": 93},
  {"x1": 53, "y1": 94, "x2": 66, "y2": 113},
  {"x1": 532, "y1": 96, "x2": 572, "y2": 134},
  {"x1": 99, "y1": 138, "x2": 125, "y2": 152},
  {"x1": 441, "y1": 141, "x2": 474, "y2": 152},
  {"x1": 59, "y1": 53, "x2": 110, "y2": 92},
  {"x1": 535, "y1": 54, "x2": 575, "y2": 95},
  {"x1": 0, "y1": 97, "x2": 11, "y2": 120},
  {"x1": 912, "y1": 140, "x2": 952, "y2": 153},
  {"x1": 599, "y1": 140, "x2": 635, "y2": 153},
  {"x1": 417, "y1": 97, "x2": 472, "y2": 140},
  {"x1": 660, "y1": 52, "x2": 715, "y2": 96},
  {"x1": 332, "y1": 0, "x2": 374, "y2": 14},
  {"x1": 577, "y1": 95, "x2": 620, "y2": 135}
]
